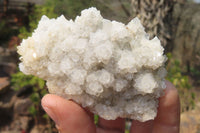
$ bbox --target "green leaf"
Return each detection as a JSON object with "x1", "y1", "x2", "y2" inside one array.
[
  {"x1": 125, "y1": 130, "x2": 130, "y2": 133},
  {"x1": 38, "y1": 79, "x2": 45, "y2": 89},
  {"x1": 191, "y1": 92, "x2": 195, "y2": 99},
  {"x1": 30, "y1": 92, "x2": 40, "y2": 104},
  {"x1": 41, "y1": 89, "x2": 48, "y2": 96},
  {"x1": 42, "y1": 114, "x2": 49, "y2": 119},
  {"x1": 94, "y1": 115, "x2": 99, "y2": 125},
  {"x1": 29, "y1": 105, "x2": 37, "y2": 116}
]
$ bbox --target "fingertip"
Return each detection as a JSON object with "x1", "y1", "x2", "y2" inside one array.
[
  {"x1": 41, "y1": 94, "x2": 96, "y2": 133},
  {"x1": 41, "y1": 94, "x2": 53, "y2": 108},
  {"x1": 41, "y1": 94, "x2": 66, "y2": 125},
  {"x1": 165, "y1": 80, "x2": 178, "y2": 93},
  {"x1": 160, "y1": 80, "x2": 180, "y2": 108}
]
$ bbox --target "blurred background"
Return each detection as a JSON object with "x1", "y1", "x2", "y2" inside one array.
[{"x1": 0, "y1": 0, "x2": 199, "y2": 133}]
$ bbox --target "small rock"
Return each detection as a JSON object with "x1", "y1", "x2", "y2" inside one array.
[
  {"x1": 14, "y1": 98, "x2": 32, "y2": 115},
  {"x1": 0, "y1": 63, "x2": 16, "y2": 77},
  {"x1": 20, "y1": 116, "x2": 32, "y2": 131},
  {"x1": 8, "y1": 36, "x2": 20, "y2": 49},
  {"x1": 0, "y1": 47, "x2": 3, "y2": 53},
  {"x1": 0, "y1": 77, "x2": 10, "y2": 94},
  {"x1": 0, "y1": 47, "x2": 18, "y2": 65},
  {"x1": 11, "y1": 116, "x2": 32, "y2": 132},
  {"x1": 30, "y1": 125, "x2": 49, "y2": 133}
]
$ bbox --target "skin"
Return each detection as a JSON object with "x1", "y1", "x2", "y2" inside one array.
[{"x1": 41, "y1": 81, "x2": 180, "y2": 133}]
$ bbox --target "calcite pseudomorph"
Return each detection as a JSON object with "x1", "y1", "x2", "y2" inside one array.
[{"x1": 17, "y1": 7, "x2": 167, "y2": 122}]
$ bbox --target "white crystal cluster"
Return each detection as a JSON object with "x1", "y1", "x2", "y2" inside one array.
[{"x1": 17, "y1": 7, "x2": 167, "y2": 122}]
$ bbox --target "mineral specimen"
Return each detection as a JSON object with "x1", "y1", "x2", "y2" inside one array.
[{"x1": 17, "y1": 7, "x2": 167, "y2": 122}]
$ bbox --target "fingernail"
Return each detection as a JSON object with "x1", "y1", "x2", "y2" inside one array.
[{"x1": 43, "y1": 106, "x2": 60, "y2": 125}]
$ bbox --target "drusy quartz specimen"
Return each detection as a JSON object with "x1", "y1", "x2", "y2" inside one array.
[{"x1": 17, "y1": 7, "x2": 167, "y2": 122}]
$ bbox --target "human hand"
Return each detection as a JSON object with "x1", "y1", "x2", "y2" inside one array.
[{"x1": 41, "y1": 80, "x2": 180, "y2": 133}]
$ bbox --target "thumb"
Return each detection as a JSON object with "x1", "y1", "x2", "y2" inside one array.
[{"x1": 41, "y1": 94, "x2": 96, "y2": 133}]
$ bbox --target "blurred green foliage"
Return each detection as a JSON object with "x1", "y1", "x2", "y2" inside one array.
[
  {"x1": 125, "y1": 130, "x2": 130, "y2": 133},
  {"x1": 190, "y1": 67, "x2": 200, "y2": 85},
  {"x1": 14, "y1": 2, "x2": 55, "y2": 119},
  {"x1": 94, "y1": 114, "x2": 99, "y2": 125},
  {"x1": 45, "y1": 0, "x2": 95, "y2": 19},
  {"x1": 190, "y1": 67, "x2": 200, "y2": 77},
  {"x1": 18, "y1": 0, "x2": 97, "y2": 40},
  {"x1": 166, "y1": 53, "x2": 195, "y2": 112},
  {"x1": 11, "y1": 71, "x2": 55, "y2": 131},
  {"x1": 167, "y1": 53, "x2": 191, "y2": 89},
  {"x1": 18, "y1": 4, "x2": 57, "y2": 39},
  {"x1": 0, "y1": 20, "x2": 18, "y2": 45},
  {"x1": 11, "y1": 71, "x2": 47, "y2": 115},
  {"x1": 12, "y1": 2, "x2": 56, "y2": 125},
  {"x1": 11, "y1": 71, "x2": 45, "y2": 91}
]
